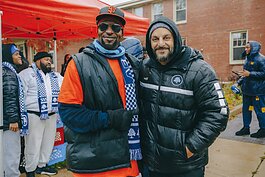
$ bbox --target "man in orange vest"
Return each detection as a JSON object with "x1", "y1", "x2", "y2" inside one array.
[{"x1": 58, "y1": 6, "x2": 142, "y2": 177}]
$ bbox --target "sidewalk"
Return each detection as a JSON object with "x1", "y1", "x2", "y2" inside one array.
[
  {"x1": 20, "y1": 168, "x2": 72, "y2": 177},
  {"x1": 206, "y1": 138, "x2": 265, "y2": 177},
  {"x1": 20, "y1": 138, "x2": 265, "y2": 177},
  {"x1": 20, "y1": 114, "x2": 265, "y2": 177}
]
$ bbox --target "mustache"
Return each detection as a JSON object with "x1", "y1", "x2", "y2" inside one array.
[
  {"x1": 103, "y1": 36, "x2": 116, "y2": 38},
  {"x1": 155, "y1": 47, "x2": 170, "y2": 51},
  {"x1": 103, "y1": 34, "x2": 116, "y2": 38}
]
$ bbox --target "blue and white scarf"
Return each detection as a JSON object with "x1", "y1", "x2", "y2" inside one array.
[
  {"x1": 31, "y1": 63, "x2": 59, "y2": 119},
  {"x1": 93, "y1": 39, "x2": 142, "y2": 160},
  {"x1": 2, "y1": 62, "x2": 29, "y2": 136}
]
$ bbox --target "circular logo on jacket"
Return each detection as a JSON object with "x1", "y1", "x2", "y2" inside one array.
[{"x1": 171, "y1": 75, "x2": 183, "y2": 86}]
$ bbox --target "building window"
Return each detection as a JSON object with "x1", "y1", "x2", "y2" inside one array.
[
  {"x1": 133, "y1": 7, "x2": 143, "y2": 17},
  {"x1": 230, "y1": 31, "x2": 248, "y2": 64},
  {"x1": 181, "y1": 37, "x2": 187, "y2": 46},
  {"x1": 152, "y1": 2, "x2": 163, "y2": 20},
  {"x1": 175, "y1": 0, "x2": 187, "y2": 23}
]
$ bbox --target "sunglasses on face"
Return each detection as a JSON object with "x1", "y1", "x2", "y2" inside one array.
[{"x1": 98, "y1": 22, "x2": 122, "y2": 33}]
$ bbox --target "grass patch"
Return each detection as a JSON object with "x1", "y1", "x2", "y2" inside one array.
[
  {"x1": 222, "y1": 82, "x2": 242, "y2": 119},
  {"x1": 51, "y1": 160, "x2": 67, "y2": 170}
]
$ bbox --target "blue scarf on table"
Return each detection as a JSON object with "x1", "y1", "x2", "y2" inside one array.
[
  {"x1": 32, "y1": 63, "x2": 59, "y2": 119},
  {"x1": 2, "y1": 62, "x2": 29, "y2": 136},
  {"x1": 93, "y1": 39, "x2": 142, "y2": 160}
]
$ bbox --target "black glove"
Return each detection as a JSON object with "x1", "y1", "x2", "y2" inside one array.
[{"x1": 107, "y1": 108, "x2": 136, "y2": 131}]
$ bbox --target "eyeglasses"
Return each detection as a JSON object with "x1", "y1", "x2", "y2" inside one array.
[{"x1": 98, "y1": 22, "x2": 122, "y2": 33}]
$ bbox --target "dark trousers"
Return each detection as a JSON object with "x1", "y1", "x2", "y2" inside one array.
[
  {"x1": 242, "y1": 95, "x2": 265, "y2": 128},
  {"x1": 148, "y1": 167, "x2": 205, "y2": 177}
]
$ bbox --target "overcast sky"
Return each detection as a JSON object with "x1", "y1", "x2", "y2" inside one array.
[{"x1": 100, "y1": 0, "x2": 131, "y2": 5}]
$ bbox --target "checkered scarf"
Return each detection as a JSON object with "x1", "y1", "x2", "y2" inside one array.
[
  {"x1": 2, "y1": 62, "x2": 29, "y2": 136},
  {"x1": 32, "y1": 63, "x2": 59, "y2": 119},
  {"x1": 93, "y1": 39, "x2": 142, "y2": 160}
]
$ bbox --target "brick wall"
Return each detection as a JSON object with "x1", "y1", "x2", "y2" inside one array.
[
  {"x1": 179, "y1": 0, "x2": 265, "y2": 81},
  {"x1": 122, "y1": 0, "x2": 265, "y2": 81}
]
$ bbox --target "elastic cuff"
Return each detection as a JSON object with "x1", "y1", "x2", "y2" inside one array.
[{"x1": 100, "y1": 112, "x2": 109, "y2": 128}]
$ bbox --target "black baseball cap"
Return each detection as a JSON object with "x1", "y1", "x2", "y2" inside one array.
[
  {"x1": 96, "y1": 6, "x2": 126, "y2": 26},
  {"x1": 34, "y1": 52, "x2": 52, "y2": 62}
]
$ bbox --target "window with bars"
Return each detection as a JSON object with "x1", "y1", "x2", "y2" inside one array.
[
  {"x1": 175, "y1": 0, "x2": 186, "y2": 23},
  {"x1": 230, "y1": 31, "x2": 247, "y2": 64},
  {"x1": 152, "y1": 2, "x2": 163, "y2": 20}
]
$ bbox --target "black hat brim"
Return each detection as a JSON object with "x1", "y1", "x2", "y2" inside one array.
[{"x1": 96, "y1": 14, "x2": 126, "y2": 26}]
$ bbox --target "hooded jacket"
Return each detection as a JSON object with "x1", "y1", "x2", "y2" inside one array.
[
  {"x1": 139, "y1": 16, "x2": 229, "y2": 173},
  {"x1": 121, "y1": 37, "x2": 143, "y2": 60},
  {"x1": 2, "y1": 44, "x2": 21, "y2": 131},
  {"x1": 241, "y1": 41, "x2": 265, "y2": 96}
]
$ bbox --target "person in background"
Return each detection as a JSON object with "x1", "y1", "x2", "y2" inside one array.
[
  {"x1": 61, "y1": 47, "x2": 85, "y2": 76},
  {"x1": 139, "y1": 16, "x2": 229, "y2": 177},
  {"x1": 235, "y1": 41, "x2": 265, "y2": 138},
  {"x1": 2, "y1": 43, "x2": 28, "y2": 177},
  {"x1": 17, "y1": 51, "x2": 29, "y2": 73},
  {"x1": 78, "y1": 47, "x2": 85, "y2": 53},
  {"x1": 142, "y1": 46, "x2": 149, "y2": 60},
  {"x1": 121, "y1": 37, "x2": 143, "y2": 60},
  {"x1": 58, "y1": 6, "x2": 141, "y2": 177},
  {"x1": 60, "y1": 53, "x2": 71, "y2": 76},
  {"x1": 19, "y1": 52, "x2": 63, "y2": 177}
]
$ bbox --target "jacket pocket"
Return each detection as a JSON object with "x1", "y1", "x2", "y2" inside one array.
[{"x1": 157, "y1": 126, "x2": 188, "y2": 162}]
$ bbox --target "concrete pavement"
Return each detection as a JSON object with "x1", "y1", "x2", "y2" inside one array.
[
  {"x1": 20, "y1": 111, "x2": 265, "y2": 177},
  {"x1": 20, "y1": 138, "x2": 265, "y2": 177},
  {"x1": 205, "y1": 107, "x2": 265, "y2": 177},
  {"x1": 20, "y1": 168, "x2": 72, "y2": 177},
  {"x1": 206, "y1": 138, "x2": 265, "y2": 177}
]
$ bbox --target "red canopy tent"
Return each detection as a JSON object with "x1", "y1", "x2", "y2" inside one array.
[
  {"x1": 0, "y1": 0, "x2": 150, "y2": 78},
  {"x1": 1, "y1": 0, "x2": 149, "y2": 39}
]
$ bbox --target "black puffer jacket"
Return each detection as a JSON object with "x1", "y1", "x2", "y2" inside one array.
[
  {"x1": 139, "y1": 17, "x2": 229, "y2": 174},
  {"x1": 2, "y1": 44, "x2": 21, "y2": 131}
]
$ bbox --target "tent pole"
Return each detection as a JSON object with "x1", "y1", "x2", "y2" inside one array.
[
  {"x1": 53, "y1": 39, "x2": 57, "y2": 71},
  {"x1": 0, "y1": 10, "x2": 4, "y2": 177},
  {"x1": 53, "y1": 33, "x2": 57, "y2": 72}
]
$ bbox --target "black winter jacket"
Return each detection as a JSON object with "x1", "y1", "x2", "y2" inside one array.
[
  {"x1": 139, "y1": 16, "x2": 229, "y2": 174},
  {"x1": 59, "y1": 44, "x2": 141, "y2": 173},
  {"x1": 3, "y1": 67, "x2": 21, "y2": 131},
  {"x1": 2, "y1": 44, "x2": 21, "y2": 131}
]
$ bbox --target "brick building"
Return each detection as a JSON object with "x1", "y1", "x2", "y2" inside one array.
[{"x1": 117, "y1": 0, "x2": 265, "y2": 81}]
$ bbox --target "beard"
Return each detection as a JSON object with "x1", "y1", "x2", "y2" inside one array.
[
  {"x1": 40, "y1": 61, "x2": 51, "y2": 74},
  {"x1": 154, "y1": 48, "x2": 174, "y2": 64},
  {"x1": 100, "y1": 38, "x2": 119, "y2": 50}
]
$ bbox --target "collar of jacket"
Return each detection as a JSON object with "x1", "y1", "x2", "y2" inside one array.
[{"x1": 146, "y1": 46, "x2": 197, "y2": 71}]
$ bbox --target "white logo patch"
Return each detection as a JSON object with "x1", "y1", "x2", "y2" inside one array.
[{"x1": 171, "y1": 75, "x2": 183, "y2": 86}]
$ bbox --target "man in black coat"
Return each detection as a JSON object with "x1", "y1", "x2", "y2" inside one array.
[
  {"x1": 2, "y1": 43, "x2": 24, "y2": 177},
  {"x1": 139, "y1": 16, "x2": 229, "y2": 177}
]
